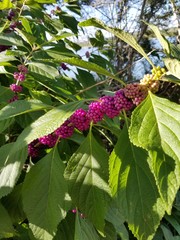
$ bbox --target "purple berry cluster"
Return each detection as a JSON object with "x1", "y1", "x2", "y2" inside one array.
[
  {"x1": 9, "y1": 64, "x2": 28, "y2": 102},
  {"x1": 28, "y1": 76, "x2": 160, "y2": 158}
]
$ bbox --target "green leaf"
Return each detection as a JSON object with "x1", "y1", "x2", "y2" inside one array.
[
  {"x1": 54, "y1": 212, "x2": 75, "y2": 240},
  {"x1": 74, "y1": 213, "x2": 100, "y2": 240},
  {"x1": 22, "y1": 148, "x2": 70, "y2": 240},
  {"x1": 0, "y1": 202, "x2": 14, "y2": 238},
  {"x1": 14, "y1": 101, "x2": 84, "y2": 152},
  {"x1": 109, "y1": 126, "x2": 165, "y2": 240},
  {"x1": 145, "y1": 23, "x2": 170, "y2": 55},
  {"x1": 164, "y1": 58, "x2": 180, "y2": 79},
  {"x1": 161, "y1": 74, "x2": 180, "y2": 85},
  {"x1": 129, "y1": 92, "x2": 180, "y2": 163},
  {"x1": 0, "y1": 32, "x2": 24, "y2": 47},
  {"x1": 39, "y1": 55, "x2": 123, "y2": 83},
  {"x1": 105, "y1": 200, "x2": 128, "y2": 240},
  {"x1": 15, "y1": 28, "x2": 36, "y2": 46},
  {"x1": 0, "y1": 118, "x2": 14, "y2": 133},
  {"x1": 64, "y1": 131, "x2": 110, "y2": 233},
  {"x1": 148, "y1": 150, "x2": 180, "y2": 214},
  {"x1": 0, "y1": 100, "x2": 51, "y2": 121},
  {"x1": 28, "y1": 61, "x2": 59, "y2": 79},
  {"x1": 1, "y1": 184, "x2": 25, "y2": 224},
  {"x1": 0, "y1": 52, "x2": 16, "y2": 63},
  {"x1": 79, "y1": 18, "x2": 153, "y2": 66},
  {"x1": 0, "y1": 0, "x2": 13, "y2": 9},
  {"x1": 0, "y1": 143, "x2": 28, "y2": 199},
  {"x1": 0, "y1": 85, "x2": 14, "y2": 102}
]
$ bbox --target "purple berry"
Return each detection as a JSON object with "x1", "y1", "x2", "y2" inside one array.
[
  {"x1": 39, "y1": 133, "x2": 58, "y2": 147},
  {"x1": 114, "y1": 90, "x2": 133, "y2": 111},
  {"x1": 28, "y1": 139, "x2": 40, "y2": 158},
  {"x1": 100, "y1": 96, "x2": 119, "y2": 118},
  {"x1": 55, "y1": 119, "x2": 74, "y2": 139},
  {"x1": 0, "y1": 45, "x2": 11, "y2": 52},
  {"x1": 87, "y1": 101, "x2": 104, "y2": 124},
  {"x1": 8, "y1": 94, "x2": 18, "y2": 103},
  {"x1": 61, "y1": 63, "x2": 68, "y2": 70},
  {"x1": 85, "y1": 51, "x2": 90, "y2": 58},
  {"x1": 7, "y1": 10, "x2": 15, "y2": 21},
  {"x1": 10, "y1": 84, "x2": 22, "y2": 92},
  {"x1": 13, "y1": 72, "x2": 26, "y2": 82},
  {"x1": 70, "y1": 109, "x2": 90, "y2": 131},
  {"x1": 18, "y1": 64, "x2": 28, "y2": 74}
]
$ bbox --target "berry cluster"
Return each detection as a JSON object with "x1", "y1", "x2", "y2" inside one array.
[
  {"x1": 27, "y1": 68, "x2": 164, "y2": 158},
  {"x1": 9, "y1": 64, "x2": 28, "y2": 102}
]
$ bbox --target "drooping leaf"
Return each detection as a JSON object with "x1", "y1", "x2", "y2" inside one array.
[
  {"x1": 14, "y1": 101, "x2": 84, "y2": 152},
  {"x1": 148, "y1": 150, "x2": 180, "y2": 214},
  {"x1": 164, "y1": 58, "x2": 180, "y2": 79},
  {"x1": 0, "y1": 118, "x2": 14, "y2": 133},
  {"x1": 129, "y1": 92, "x2": 180, "y2": 163},
  {"x1": 145, "y1": 22, "x2": 170, "y2": 55},
  {"x1": 0, "y1": 32, "x2": 24, "y2": 47},
  {"x1": 0, "y1": 202, "x2": 14, "y2": 239},
  {"x1": 22, "y1": 148, "x2": 70, "y2": 240},
  {"x1": 15, "y1": 28, "x2": 36, "y2": 46},
  {"x1": 0, "y1": 143, "x2": 28, "y2": 199},
  {"x1": 79, "y1": 18, "x2": 153, "y2": 66},
  {"x1": 109, "y1": 125, "x2": 165, "y2": 240},
  {"x1": 0, "y1": 99, "x2": 52, "y2": 121},
  {"x1": 64, "y1": 131, "x2": 110, "y2": 233},
  {"x1": 74, "y1": 212, "x2": 100, "y2": 240}
]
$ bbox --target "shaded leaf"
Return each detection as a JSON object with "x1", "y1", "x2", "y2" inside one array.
[
  {"x1": 64, "y1": 131, "x2": 110, "y2": 233},
  {"x1": 109, "y1": 126, "x2": 165, "y2": 240},
  {"x1": 0, "y1": 202, "x2": 14, "y2": 239},
  {"x1": 22, "y1": 148, "x2": 70, "y2": 240},
  {"x1": 148, "y1": 150, "x2": 180, "y2": 214},
  {"x1": 74, "y1": 213, "x2": 100, "y2": 240}
]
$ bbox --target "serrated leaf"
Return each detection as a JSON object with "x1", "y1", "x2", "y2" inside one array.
[
  {"x1": 0, "y1": 202, "x2": 14, "y2": 238},
  {"x1": 164, "y1": 58, "x2": 180, "y2": 79},
  {"x1": 14, "y1": 101, "x2": 84, "y2": 152},
  {"x1": 64, "y1": 131, "x2": 110, "y2": 233},
  {"x1": 148, "y1": 150, "x2": 180, "y2": 214},
  {"x1": 0, "y1": 143, "x2": 28, "y2": 199},
  {"x1": 22, "y1": 148, "x2": 70, "y2": 240},
  {"x1": 74, "y1": 213, "x2": 100, "y2": 240},
  {"x1": 79, "y1": 18, "x2": 153, "y2": 66},
  {"x1": 145, "y1": 22, "x2": 170, "y2": 54},
  {"x1": 129, "y1": 92, "x2": 180, "y2": 163},
  {"x1": 0, "y1": 52, "x2": 16, "y2": 63},
  {"x1": 109, "y1": 126, "x2": 165, "y2": 240},
  {"x1": 0, "y1": 0, "x2": 13, "y2": 9},
  {"x1": 0, "y1": 100, "x2": 51, "y2": 121}
]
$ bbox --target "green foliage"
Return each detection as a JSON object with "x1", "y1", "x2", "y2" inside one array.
[{"x1": 0, "y1": 0, "x2": 179, "y2": 239}]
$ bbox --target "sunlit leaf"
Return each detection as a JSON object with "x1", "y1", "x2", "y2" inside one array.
[
  {"x1": 79, "y1": 18, "x2": 153, "y2": 66},
  {"x1": 164, "y1": 58, "x2": 180, "y2": 79}
]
